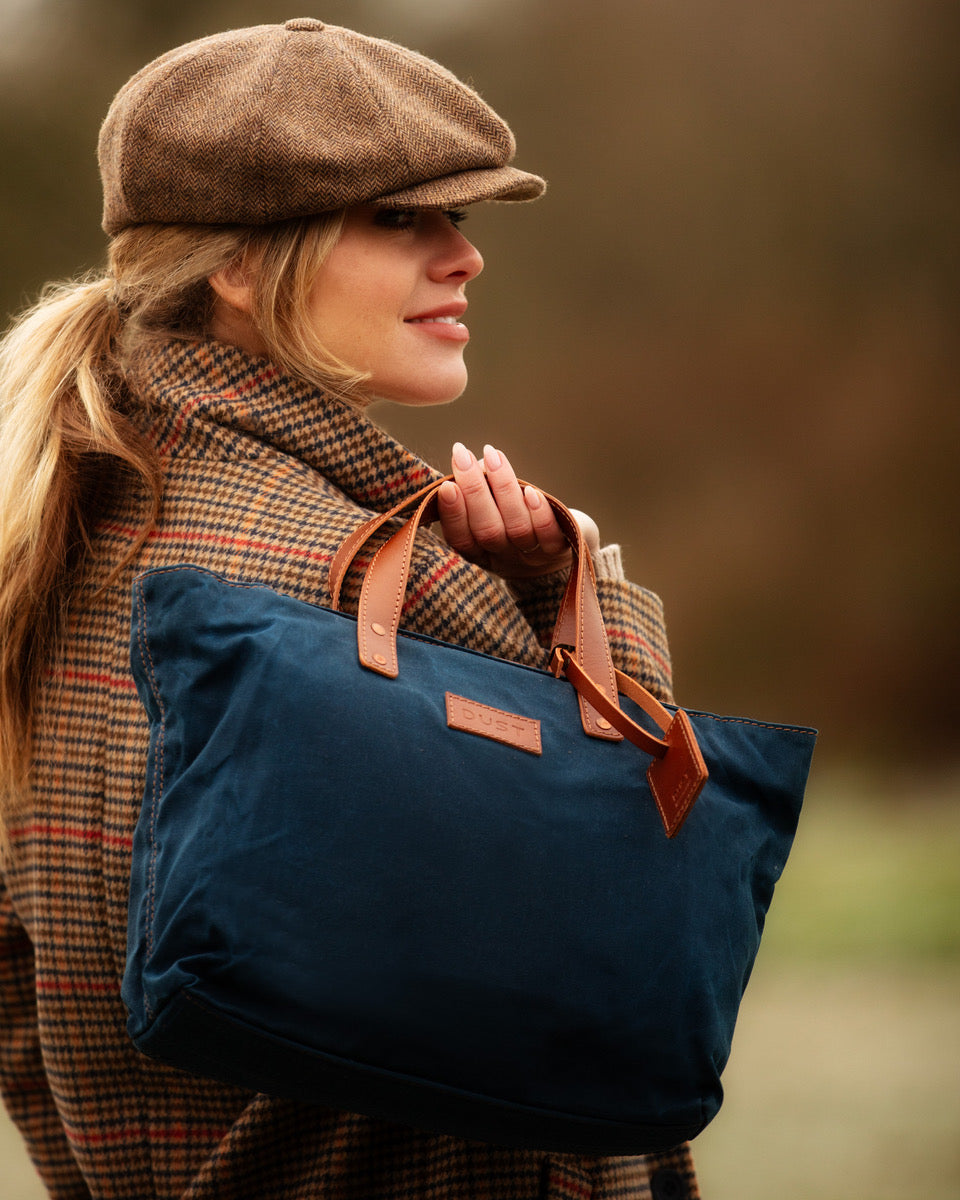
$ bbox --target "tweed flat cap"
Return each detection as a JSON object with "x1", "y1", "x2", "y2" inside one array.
[{"x1": 98, "y1": 18, "x2": 545, "y2": 235}]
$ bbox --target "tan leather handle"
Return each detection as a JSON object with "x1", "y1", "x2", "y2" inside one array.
[
  {"x1": 329, "y1": 476, "x2": 621, "y2": 741},
  {"x1": 329, "y1": 477, "x2": 708, "y2": 835},
  {"x1": 329, "y1": 475, "x2": 441, "y2": 609}
]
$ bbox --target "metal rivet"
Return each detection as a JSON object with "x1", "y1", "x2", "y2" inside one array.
[
  {"x1": 596, "y1": 717, "x2": 612, "y2": 730},
  {"x1": 373, "y1": 653, "x2": 387, "y2": 666},
  {"x1": 371, "y1": 622, "x2": 386, "y2": 636}
]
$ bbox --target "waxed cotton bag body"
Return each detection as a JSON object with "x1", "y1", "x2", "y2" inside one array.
[{"x1": 123, "y1": 481, "x2": 816, "y2": 1155}]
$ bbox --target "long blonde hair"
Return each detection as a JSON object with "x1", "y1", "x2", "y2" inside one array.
[{"x1": 0, "y1": 211, "x2": 351, "y2": 835}]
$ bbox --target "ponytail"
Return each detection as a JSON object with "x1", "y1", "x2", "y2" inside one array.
[
  {"x1": 0, "y1": 211, "x2": 349, "y2": 839},
  {"x1": 0, "y1": 273, "x2": 161, "y2": 835}
]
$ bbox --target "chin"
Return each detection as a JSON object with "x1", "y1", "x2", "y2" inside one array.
[{"x1": 373, "y1": 377, "x2": 468, "y2": 408}]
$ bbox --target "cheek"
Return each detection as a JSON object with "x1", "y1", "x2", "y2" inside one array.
[
  {"x1": 308, "y1": 297, "x2": 373, "y2": 366},
  {"x1": 309, "y1": 275, "x2": 403, "y2": 364}
]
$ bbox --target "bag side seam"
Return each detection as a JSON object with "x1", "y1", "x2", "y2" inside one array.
[{"x1": 133, "y1": 576, "x2": 165, "y2": 1022}]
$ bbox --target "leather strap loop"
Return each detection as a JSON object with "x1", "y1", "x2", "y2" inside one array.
[
  {"x1": 557, "y1": 652, "x2": 670, "y2": 760},
  {"x1": 557, "y1": 651, "x2": 708, "y2": 837}
]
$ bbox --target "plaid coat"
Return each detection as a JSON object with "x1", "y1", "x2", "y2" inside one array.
[{"x1": 0, "y1": 340, "x2": 700, "y2": 1199}]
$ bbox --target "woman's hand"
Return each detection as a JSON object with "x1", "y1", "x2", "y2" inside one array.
[{"x1": 437, "y1": 443, "x2": 600, "y2": 579}]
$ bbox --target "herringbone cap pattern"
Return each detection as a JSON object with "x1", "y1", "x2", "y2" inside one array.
[{"x1": 98, "y1": 18, "x2": 546, "y2": 234}]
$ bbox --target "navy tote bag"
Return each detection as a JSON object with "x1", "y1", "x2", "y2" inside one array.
[{"x1": 123, "y1": 477, "x2": 816, "y2": 1154}]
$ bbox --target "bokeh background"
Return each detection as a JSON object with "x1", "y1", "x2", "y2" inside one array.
[{"x1": 1, "y1": 1, "x2": 957, "y2": 1197}]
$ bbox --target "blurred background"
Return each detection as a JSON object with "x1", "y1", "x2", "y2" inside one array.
[{"x1": 1, "y1": 1, "x2": 957, "y2": 1197}]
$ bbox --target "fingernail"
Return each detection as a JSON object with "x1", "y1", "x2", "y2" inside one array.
[
  {"x1": 524, "y1": 486, "x2": 542, "y2": 510},
  {"x1": 483, "y1": 444, "x2": 502, "y2": 471},
  {"x1": 453, "y1": 442, "x2": 473, "y2": 471}
]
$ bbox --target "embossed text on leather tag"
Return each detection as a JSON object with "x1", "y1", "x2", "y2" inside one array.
[
  {"x1": 646, "y1": 708, "x2": 708, "y2": 837},
  {"x1": 445, "y1": 693, "x2": 542, "y2": 756}
]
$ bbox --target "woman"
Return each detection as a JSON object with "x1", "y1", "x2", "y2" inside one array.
[{"x1": 0, "y1": 20, "x2": 698, "y2": 1200}]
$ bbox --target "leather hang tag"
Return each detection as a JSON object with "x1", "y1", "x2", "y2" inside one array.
[{"x1": 646, "y1": 709, "x2": 708, "y2": 837}]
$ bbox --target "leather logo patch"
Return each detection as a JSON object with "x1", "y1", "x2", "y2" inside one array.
[{"x1": 445, "y1": 693, "x2": 542, "y2": 756}]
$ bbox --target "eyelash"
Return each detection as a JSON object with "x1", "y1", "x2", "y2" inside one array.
[{"x1": 373, "y1": 208, "x2": 468, "y2": 231}]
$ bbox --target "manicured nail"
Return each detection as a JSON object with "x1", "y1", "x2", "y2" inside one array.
[
  {"x1": 483, "y1": 444, "x2": 502, "y2": 471},
  {"x1": 453, "y1": 442, "x2": 473, "y2": 470},
  {"x1": 524, "y1": 486, "x2": 542, "y2": 510}
]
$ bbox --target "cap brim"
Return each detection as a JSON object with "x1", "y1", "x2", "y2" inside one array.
[{"x1": 373, "y1": 165, "x2": 546, "y2": 208}]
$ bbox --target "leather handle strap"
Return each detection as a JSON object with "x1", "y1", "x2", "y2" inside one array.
[
  {"x1": 329, "y1": 475, "x2": 441, "y2": 609},
  {"x1": 330, "y1": 476, "x2": 621, "y2": 741},
  {"x1": 356, "y1": 487, "x2": 437, "y2": 681},
  {"x1": 557, "y1": 651, "x2": 708, "y2": 837}
]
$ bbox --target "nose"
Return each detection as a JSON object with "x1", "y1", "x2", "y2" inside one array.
[{"x1": 428, "y1": 222, "x2": 484, "y2": 285}]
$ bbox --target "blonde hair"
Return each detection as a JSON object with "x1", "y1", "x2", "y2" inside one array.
[{"x1": 0, "y1": 211, "x2": 352, "y2": 838}]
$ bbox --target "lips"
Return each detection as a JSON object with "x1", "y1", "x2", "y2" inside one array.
[
  {"x1": 404, "y1": 302, "x2": 468, "y2": 325},
  {"x1": 403, "y1": 302, "x2": 469, "y2": 344}
]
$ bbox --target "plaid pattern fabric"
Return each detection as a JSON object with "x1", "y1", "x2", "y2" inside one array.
[{"x1": 1, "y1": 340, "x2": 697, "y2": 1198}]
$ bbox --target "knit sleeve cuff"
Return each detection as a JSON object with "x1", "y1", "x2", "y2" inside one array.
[{"x1": 592, "y1": 543, "x2": 625, "y2": 581}]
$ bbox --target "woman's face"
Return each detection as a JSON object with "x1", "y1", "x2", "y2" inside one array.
[{"x1": 307, "y1": 205, "x2": 484, "y2": 406}]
